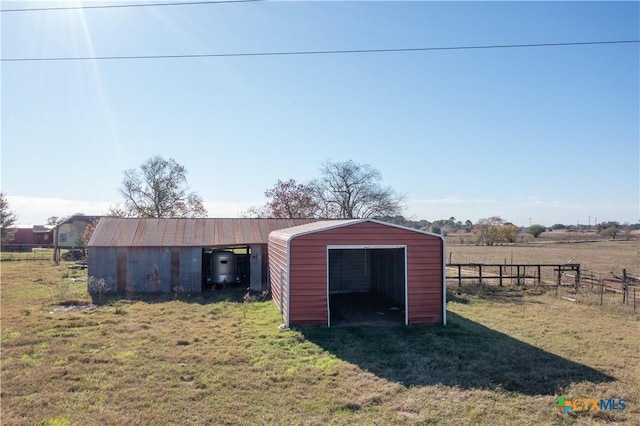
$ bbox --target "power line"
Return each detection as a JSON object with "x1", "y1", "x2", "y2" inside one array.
[
  {"x1": 2, "y1": 40, "x2": 638, "y2": 63},
  {"x1": 1, "y1": 0, "x2": 263, "y2": 13}
]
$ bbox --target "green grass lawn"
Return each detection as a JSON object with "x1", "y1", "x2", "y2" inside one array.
[{"x1": 1, "y1": 260, "x2": 638, "y2": 425}]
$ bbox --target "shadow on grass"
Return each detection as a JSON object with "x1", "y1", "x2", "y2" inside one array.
[{"x1": 299, "y1": 311, "x2": 613, "y2": 395}]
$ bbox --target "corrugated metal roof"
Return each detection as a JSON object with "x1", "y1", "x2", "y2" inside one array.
[
  {"x1": 88, "y1": 218, "x2": 317, "y2": 247},
  {"x1": 269, "y1": 219, "x2": 359, "y2": 242},
  {"x1": 269, "y1": 219, "x2": 443, "y2": 242}
]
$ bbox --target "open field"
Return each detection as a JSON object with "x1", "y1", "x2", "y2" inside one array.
[
  {"x1": 447, "y1": 240, "x2": 639, "y2": 278},
  {"x1": 445, "y1": 230, "x2": 640, "y2": 246},
  {"x1": 2, "y1": 249, "x2": 639, "y2": 425}
]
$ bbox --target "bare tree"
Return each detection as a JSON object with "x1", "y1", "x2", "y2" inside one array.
[
  {"x1": 0, "y1": 193, "x2": 18, "y2": 245},
  {"x1": 310, "y1": 160, "x2": 404, "y2": 219},
  {"x1": 82, "y1": 218, "x2": 101, "y2": 247},
  {"x1": 241, "y1": 205, "x2": 270, "y2": 219},
  {"x1": 265, "y1": 179, "x2": 318, "y2": 218},
  {"x1": 106, "y1": 204, "x2": 128, "y2": 218},
  {"x1": 243, "y1": 179, "x2": 317, "y2": 218},
  {"x1": 119, "y1": 156, "x2": 207, "y2": 218}
]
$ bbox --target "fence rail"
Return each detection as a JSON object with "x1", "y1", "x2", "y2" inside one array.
[
  {"x1": 446, "y1": 262, "x2": 637, "y2": 311},
  {"x1": 446, "y1": 263, "x2": 581, "y2": 288}
]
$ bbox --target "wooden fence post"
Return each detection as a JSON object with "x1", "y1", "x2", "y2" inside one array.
[
  {"x1": 499, "y1": 265, "x2": 503, "y2": 287},
  {"x1": 556, "y1": 266, "x2": 562, "y2": 296},
  {"x1": 478, "y1": 265, "x2": 483, "y2": 287},
  {"x1": 622, "y1": 269, "x2": 628, "y2": 305},
  {"x1": 458, "y1": 265, "x2": 462, "y2": 288}
]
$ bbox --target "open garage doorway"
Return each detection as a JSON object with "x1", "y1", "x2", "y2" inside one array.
[{"x1": 327, "y1": 246, "x2": 407, "y2": 326}]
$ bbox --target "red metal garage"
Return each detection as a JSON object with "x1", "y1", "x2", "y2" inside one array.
[{"x1": 268, "y1": 219, "x2": 445, "y2": 327}]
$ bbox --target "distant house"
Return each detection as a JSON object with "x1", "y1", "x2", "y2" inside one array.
[
  {"x1": 2, "y1": 224, "x2": 54, "y2": 251},
  {"x1": 54, "y1": 215, "x2": 101, "y2": 249},
  {"x1": 53, "y1": 215, "x2": 101, "y2": 262},
  {"x1": 33, "y1": 225, "x2": 54, "y2": 246}
]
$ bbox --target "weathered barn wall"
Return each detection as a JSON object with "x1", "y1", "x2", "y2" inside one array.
[
  {"x1": 88, "y1": 247, "x2": 202, "y2": 294},
  {"x1": 87, "y1": 218, "x2": 317, "y2": 294}
]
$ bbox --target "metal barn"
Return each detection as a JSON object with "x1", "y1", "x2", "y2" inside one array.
[
  {"x1": 268, "y1": 219, "x2": 446, "y2": 327},
  {"x1": 87, "y1": 218, "x2": 315, "y2": 294}
]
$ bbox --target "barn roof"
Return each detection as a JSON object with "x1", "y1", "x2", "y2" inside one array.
[
  {"x1": 87, "y1": 218, "x2": 317, "y2": 247},
  {"x1": 269, "y1": 218, "x2": 443, "y2": 242}
]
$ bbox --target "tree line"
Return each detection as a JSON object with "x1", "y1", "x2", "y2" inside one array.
[{"x1": 1, "y1": 155, "x2": 637, "y2": 247}]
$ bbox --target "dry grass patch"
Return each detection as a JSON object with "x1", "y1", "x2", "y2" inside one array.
[
  {"x1": 2, "y1": 259, "x2": 639, "y2": 425},
  {"x1": 448, "y1": 240, "x2": 639, "y2": 276}
]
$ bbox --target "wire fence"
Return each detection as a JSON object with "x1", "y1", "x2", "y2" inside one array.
[
  {"x1": 446, "y1": 264, "x2": 638, "y2": 314},
  {"x1": 0, "y1": 248, "x2": 55, "y2": 262}
]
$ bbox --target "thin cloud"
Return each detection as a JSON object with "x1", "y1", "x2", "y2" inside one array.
[{"x1": 7, "y1": 196, "x2": 112, "y2": 224}]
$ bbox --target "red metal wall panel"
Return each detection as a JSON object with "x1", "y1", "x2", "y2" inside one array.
[{"x1": 267, "y1": 235, "x2": 289, "y2": 322}]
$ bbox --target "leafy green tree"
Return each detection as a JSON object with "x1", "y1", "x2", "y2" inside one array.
[
  {"x1": 527, "y1": 224, "x2": 546, "y2": 238},
  {"x1": 0, "y1": 193, "x2": 17, "y2": 245},
  {"x1": 119, "y1": 156, "x2": 207, "y2": 218},
  {"x1": 499, "y1": 224, "x2": 520, "y2": 243},
  {"x1": 600, "y1": 226, "x2": 619, "y2": 240},
  {"x1": 464, "y1": 220, "x2": 473, "y2": 232},
  {"x1": 473, "y1": 216, "x2": 504, "y2": 245},
  {"x1": 473, "y1": 216, "x2": 520, "y2": 245},
  {"x1": 376, "y1": 215, "x2": 431, "y2": 230}
]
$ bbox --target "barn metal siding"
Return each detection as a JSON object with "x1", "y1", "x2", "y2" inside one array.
[
  {"x1": 124, "y1": 247, "x2": 172, "y2": 292},
  {"x1": 87, "y1": 246, "x2": 203, "y2": 294},
  {"x1": 268, "y1": 220, "x2": 444, "y2": 326},
  {"x1": 87, "y1": 247, "x2": 118, "y2": 292},
  {"x1": 179, "y1": 247, "x2": 203, "y2": 293},
  {"x1": 88, "y1": 218, "x2": 316, "y2": 294}
]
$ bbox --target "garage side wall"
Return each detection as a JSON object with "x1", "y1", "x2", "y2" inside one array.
[
  {"x1": 406, "y1": 238, "x2": 444, "y2": 324},
  {"x1": 267, "y1": 235, "x2": 289, "y2": 324},
  {"x1": 287, "y1": 221, "x2": 444, "y2": 326}
]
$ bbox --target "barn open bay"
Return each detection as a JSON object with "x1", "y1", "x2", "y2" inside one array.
[{"x1": 1, "y1": 241, "x2": 638, "y2": 425}]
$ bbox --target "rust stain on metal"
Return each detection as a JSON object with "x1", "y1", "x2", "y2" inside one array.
[{"x1": 88, "y1": 218, "x2": 317, "y2": 247}]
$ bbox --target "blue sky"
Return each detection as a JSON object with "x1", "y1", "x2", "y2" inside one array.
[{"x1": 2, "y1": 1, "x2": 639, "y2": 226}]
